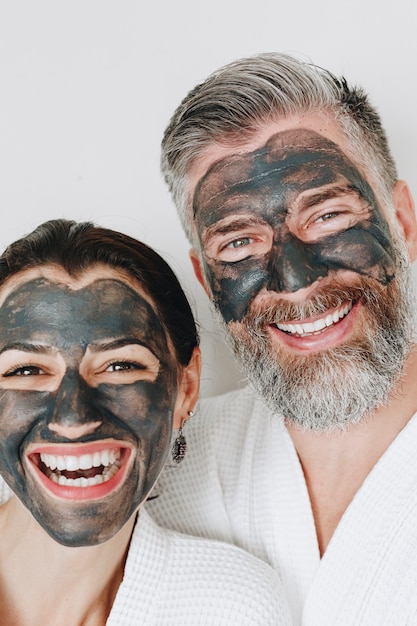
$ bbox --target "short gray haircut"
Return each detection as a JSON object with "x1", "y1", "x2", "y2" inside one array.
[{"x1": 161, "y1": 52, "x2": 398, "y2": 245}]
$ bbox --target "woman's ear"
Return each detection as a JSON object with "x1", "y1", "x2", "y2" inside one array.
[
  {"x1": 173, "y1": 346, "x2": 201, "y2": 429},
  {"x1": 393, "y1": 180, "x2": 417, "y2": 262}
]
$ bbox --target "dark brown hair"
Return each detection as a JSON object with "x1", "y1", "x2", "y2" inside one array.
[{"x1": 0, "y1": 219, "x2": 199, "y2": 366}]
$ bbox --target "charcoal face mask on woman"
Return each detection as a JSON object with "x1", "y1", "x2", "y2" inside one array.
[{"x1": 0, "y1": 277, "x2": 178, "y2": 546}]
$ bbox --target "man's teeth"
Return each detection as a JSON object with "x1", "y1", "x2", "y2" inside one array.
[
  {"x1": 39, "y1": 448, "x2": 121, "y2": 487},
  {"x1": 275, "y1": 302, "x2": 353, "y2": 336}
]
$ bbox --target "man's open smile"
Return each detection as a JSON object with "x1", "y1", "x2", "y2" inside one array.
[
  {"x1": 273, "y1": 301, "x2": 353, "y2": 337},
  {"x1": 266, "y1": 299, "x2": 361, "y2": 353}
]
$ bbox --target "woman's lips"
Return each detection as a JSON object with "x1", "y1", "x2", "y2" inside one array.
[{"x1": 26, "y1": 441, "x2": 133, "y2": 501}]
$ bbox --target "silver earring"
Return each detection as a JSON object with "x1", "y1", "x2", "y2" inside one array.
[{"x1": 171, "y1": 411, "x2": 194, "y2": 464}]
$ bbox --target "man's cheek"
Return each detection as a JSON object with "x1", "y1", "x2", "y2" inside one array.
[
  {"x1": 204, "y1": 257, "x2": 269, "y2": 323},
  {"x1": 316, "y1": 227, "x2": 397, "y2": 284}
]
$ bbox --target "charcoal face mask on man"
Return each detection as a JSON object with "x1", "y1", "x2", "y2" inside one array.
[
  {"x1": 193, "y1": 128, "x2": 397, "y2": 323},
  {"x1": 192, "y1": 129, "x2": 413, "y2": 430}
]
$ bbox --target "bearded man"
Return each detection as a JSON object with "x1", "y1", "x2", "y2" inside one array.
[{"x1": 148, "y1": 53, "x2": 417, "y2": 625}]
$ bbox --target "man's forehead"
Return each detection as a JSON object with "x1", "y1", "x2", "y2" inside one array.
[
  {"x1": 189, "y1": 111, "x2": 352, "y2": 182},
  {"x1": 193, "y1": 129, "x2": 357, "y2": 214}
]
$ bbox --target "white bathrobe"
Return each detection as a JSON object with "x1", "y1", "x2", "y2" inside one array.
[
  {"x1": 149, "y1": 385, "x2": 417, "y2": 625},
  {"x1": 0, "y1": 472, "x2": 291, "y2": 624}
]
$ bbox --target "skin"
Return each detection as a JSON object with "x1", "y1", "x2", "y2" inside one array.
[
  {"x1": 193, "y1": 128, "x2": 397, "y2": 323},
  {"x1": 0, "y1": 269, "x2": 182, "y2": 547}
]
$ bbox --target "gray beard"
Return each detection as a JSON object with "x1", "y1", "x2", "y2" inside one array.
[{"x1": 213, "y1": 255, "x2": 416, "y2": 432}]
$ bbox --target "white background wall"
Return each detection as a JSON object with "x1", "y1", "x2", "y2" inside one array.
[{"x1": 0, "y1": 0, "x2": 415, "y2": 397}]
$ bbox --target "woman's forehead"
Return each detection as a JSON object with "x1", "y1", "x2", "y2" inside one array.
[
  {"x1": 0, "y1": 273, "x2": 174, "y2": 359},
  {"x1": 0, "y1": 264, "x2": 183, "y2": 366},
  {"x1": 0, "y1": 263, "x2": 153, "y2": 308}
]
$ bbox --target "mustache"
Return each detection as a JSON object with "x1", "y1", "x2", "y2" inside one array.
[{"x1": 243, "y1": 276, "x2": 387, "y2": 326}]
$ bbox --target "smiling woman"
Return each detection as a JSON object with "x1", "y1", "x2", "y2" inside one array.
[{"x1": 0, "y1": 219, "x2": 290, "y2": 626}]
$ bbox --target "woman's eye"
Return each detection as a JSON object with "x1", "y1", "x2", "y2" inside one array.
[
  {"x1": 105, "y1": 361, "x2": 144, "y2": 373},
  {"x1": 4, "y1": 365, "x2": 45, "y2": 377},
  {"x1": 81, "y1": 345, "x2": 161, "y2": 386}
]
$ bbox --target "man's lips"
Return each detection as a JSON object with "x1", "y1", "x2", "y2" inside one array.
[
  {"x1": 272, "y1": 301, "x2": 353, "y2": 337},
  {"x1": 267, "y1": 300, "x2": 359, "y2": 353},
  {"x1": 26, "y1": 441, "x2": 133, "y2": 500}
]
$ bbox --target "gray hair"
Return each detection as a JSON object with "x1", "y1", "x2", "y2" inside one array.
[{"x1": 161, "y1": 52, "x2": 398, "y2": 244}]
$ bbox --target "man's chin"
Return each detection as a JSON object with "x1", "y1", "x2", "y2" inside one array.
[
  {"x1": 243, "y1": 346, "x2": 396, "y2": 431},
  {"x1": 217, "y1": 286, "x2": 414, "y2": 431}
]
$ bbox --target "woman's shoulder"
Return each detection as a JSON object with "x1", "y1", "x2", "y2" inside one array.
[
  {"x1": 111, "y1": 510, "x2": 291, "y2": 626},
  {"x1": 149, "y1": 512, "x2": 292, "y2": 625}
]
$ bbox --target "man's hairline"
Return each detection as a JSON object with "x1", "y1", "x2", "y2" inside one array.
[{"x1": 180, "y1": 110, "x2": 396, "y2": 253}]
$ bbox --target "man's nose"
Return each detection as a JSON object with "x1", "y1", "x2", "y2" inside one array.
[
  {"x1": 266, "y1": 235, "x2": 328, "y2": 293},
  {"x1": 47, "y1": 370, "x2": 102, "y2": 438}
]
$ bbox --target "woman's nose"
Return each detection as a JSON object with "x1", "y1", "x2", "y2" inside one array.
[{"x1": 47, "y1": 370, "x2": 102, "y2": 438}]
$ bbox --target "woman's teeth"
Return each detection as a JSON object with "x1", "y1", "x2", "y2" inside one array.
[
  {"x1": 39, "y1": 448, "x2": 122, "y2": 487},
  {"x1": 275, "y1": 302, "x2": 353, "y2": 336}
]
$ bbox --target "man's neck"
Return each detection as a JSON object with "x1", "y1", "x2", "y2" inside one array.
[{"x1": 287, "y1": 346, "x2": 417, "y2": 556}]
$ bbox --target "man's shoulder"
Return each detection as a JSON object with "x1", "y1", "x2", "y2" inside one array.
[
  {"x1": 198, "y1": 384, "x2": 268, "y2": 425},
  {"x1": 191, "y1": 384, "x2": 282, "y2": 444}
]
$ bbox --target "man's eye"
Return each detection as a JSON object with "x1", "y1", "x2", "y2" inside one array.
[
  {"x1": 316, "y1": 211, "x2": 339, "y2": 222},
  {"x1": 227, "y1": 237, "x2": 252, "y2": 249},
  {"x1": 4, "y1": 365, "x2": 45, "y2": 377}
]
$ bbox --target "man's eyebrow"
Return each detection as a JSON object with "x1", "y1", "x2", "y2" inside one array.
[
  {"x1": 203, "y1": 216, "x2": 267, "y2": 242},
  {"x1": 0, "y1": 343, "x2": 54, "y2": 356},
  {"x1": 296, "y1": 185, "x2": 362, "y2": 212},
  {"x1": 87, "y1": 338, "x2": 153, "y2": 353}
]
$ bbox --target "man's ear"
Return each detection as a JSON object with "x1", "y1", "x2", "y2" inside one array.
[
  {"x1": 393, "y1": 180, "x2": 417, "y2": 262},
  {"x1": 173, "y1": 346, "x2": 201, "y2": 430},
  {"x1": 190, "y1": 248, "x2": 212, "y2": 297}
]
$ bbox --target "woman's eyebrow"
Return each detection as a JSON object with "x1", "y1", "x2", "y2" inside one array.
[
  {"x1": 87, "y1": 338, "x2": 152, "y2": 353},
  {"x1": 0, "y1": 342, "x2": 54, "y2": 356}
]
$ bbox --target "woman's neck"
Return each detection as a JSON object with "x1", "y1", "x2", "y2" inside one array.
[{"x1": 0, "y1": 495, "x2": 136, "y2": 626}]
